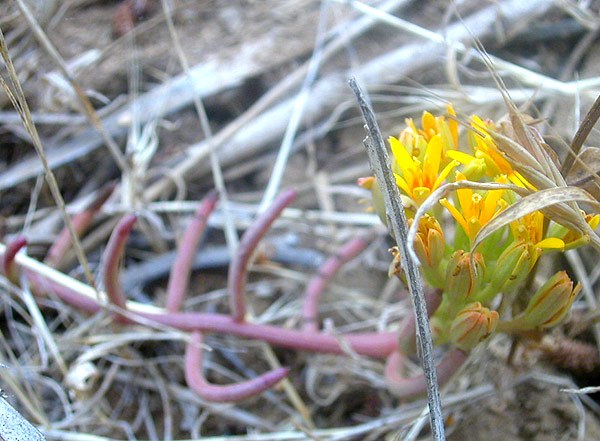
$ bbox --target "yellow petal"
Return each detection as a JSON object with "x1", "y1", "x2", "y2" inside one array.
[
  {"x1": 447, "y1": 104, "x2": 458, "y2": 146},
  {"x1": 422, "y1": 111, "x2": 436, "y2": 138},
  {"x1": 536, "y1": 238, "x2": 565, "y2": 250},
  {"x1": 394, "y1": 173, "x2": 413, "y2": 197},
  {"x1": 447, "y1": 150, "x2": 477, "y2": 165},
  {"x1": 433, "y1": 160, "x2": 459, "y2": 191},
  {"x1": 423, "y1": 134, "x2": 443, "y2": 187},
  {"x1": 390, "y1": 136, "x2": 415, "y2": 178},
  {"x1": 440, "y1": 198, "x2": 468, "y2": 233}
]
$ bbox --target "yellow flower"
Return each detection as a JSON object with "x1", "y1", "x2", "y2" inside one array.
[
  {"x1": 403, "y1": 104, "x2": 458, "y2": 149},
  {"x1": 447, "y1": 115, "x2": 534, "y2": 190},
  {"x1": 510, "y1": 211, "x2": 565, "y2": 251},
  {"x1": 550, "y1": 212, "x2": 600, "y2": 250},
  {"x1": 440, "y1": 173, "x2": 507, "y2": 242},
  {"x1": 391, "y1": 134, "x2": 459, "y2": 205}
]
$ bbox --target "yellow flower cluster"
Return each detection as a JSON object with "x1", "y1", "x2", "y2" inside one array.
[{"x1": 360, "y1": 105, "x2": 598, "y2": 351}]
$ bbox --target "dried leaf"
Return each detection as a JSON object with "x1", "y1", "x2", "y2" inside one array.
[
  {"x1": 472, "y1": 186, "x2": 600, "y2": 254},
  {"x1": 565, "y1": 147, "x2": 600, "y2": 202}
]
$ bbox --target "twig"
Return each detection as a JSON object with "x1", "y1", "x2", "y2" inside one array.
[
  {"x1": 184, "y1": 331, "x2": 289, "y2": 402},
  {"x1": 166, "y1": 191, "x2": 218, "y2": 312},
  {"x1": 228, "y1": 190, "x2": 296, "y2": 322},
  {"x1": 258, "y1": 0, "x2": 329, "y2": 212},
  {"x1": 348, "y1": 78, "x2": 445, "y2": 441}
]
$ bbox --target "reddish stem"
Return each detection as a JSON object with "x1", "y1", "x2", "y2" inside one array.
[
  {"x1": 45, "y1": 183, "x2": 116, "y2": 269},
  {"x1": 166, "y1": 191, "x2": 218, "y2": 312},
  {"x1": 25, "y1": 274, "x2": 399, "y2": 358},
  {"x1": 3, "y1": 236, "x2": 27, "y2": 284},
  {"x1": 397, "y1": 289, "x2": 443, "y2": 354},
  {"x1": 102, "y1": 214, "x2": 137, "y2": 322},
  {"x1": 228, "y1": 189, "x2": 296, "y2": 322},
  {"x1": 384, "y1": 349, "x2": 468, "y2": 399},
  {"x1": 136, "y1": 310, "x2": 398, "y2": 358},
  {"x1": 185, "y1": 331, "x2": 289, "y2": 402},
  {"x1": 302, "y1": 236, "x2": 371, "y2": 332}
]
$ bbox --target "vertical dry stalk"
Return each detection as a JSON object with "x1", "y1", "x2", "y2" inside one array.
[{"x1": 348, "y1": 78, "x2": 445, "y2": 441}]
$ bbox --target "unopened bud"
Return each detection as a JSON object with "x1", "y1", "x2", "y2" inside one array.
[
  {"x1": 461, "y1": 157, "x2": 487, "y2": 182},
  {"x1": 449, "y1": 302, "x2": 498, "y2": 351},
  {"x1": 413, "y1": 215, "x2": 445, "y2": 269},
  {"x1": 519, "y1": 271, "x2": 580, "y2": 329},
  {"x1": 489, "y1": 241, "x2": 537, "y2": 293},
  {"x1": 444, "y1": 251, "x2": 485, "y2": 305}
]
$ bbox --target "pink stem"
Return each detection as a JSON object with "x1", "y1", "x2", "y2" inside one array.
[
  {"x1": 45, "y1": 183, "x2": 116, "y2": 269},
  {"x1": 3, "y1": 236, "x2": 27, "y2": 284},
  {"x1": 185, "y1": 331, "x2": 289, "y2": 402},
  {"x1": 24, "y1": 273, "x2": 399, "y2": 358},
  {"x1": 397, "y1": 289, "x2": 442, "y2": 354},
  {"x1": 136, "y1": 310, "x2": 398, "y2": 358},
  {"x1": 166, "y1": 191, "x2": 218, "y2": 313},
  {"x1": 102, "y1": 214, "x2": 137, "y2": 322},
  {"x1": 385, "y1": 349, "x2": 468, "y2": 399},
  {"x1": 302, "y1": 236, "x2": 371, "y2": 332},
  {"x1": 228, "y1": 189, "x2": 296, "y2": 323}
]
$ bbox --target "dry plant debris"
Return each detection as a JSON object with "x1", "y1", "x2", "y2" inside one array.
[{"x1": 2, "y1": 1, "x2": 600, "y2": 440}]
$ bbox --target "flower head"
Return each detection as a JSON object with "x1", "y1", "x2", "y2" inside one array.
[
  {"x1": 447, "y1": 116, "x2": 534, "y2": 189},
  {"x1": 439, "y1": 172, "x2": 507, "y2": 243},
  {"x1": 391, "y1": 134, "x2": 458, "y2": 206}
]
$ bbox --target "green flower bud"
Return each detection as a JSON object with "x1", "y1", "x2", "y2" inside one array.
[
  {"x1": 489, "y1": 242, "x2": 537, "y2": 293},
  {"x1": 444, "y1": 251, "x2": 485, "y2": 305},
  {"x1": 461, "y1": 157, "x2": 487, "y2": 182},
  {"x1": 449, "y1": 302, "x2": 498, "y2": 351},
  {"x1": 519, "y1": 271, "x2": 580, "y2": 329},
  {"x1": 413, "y1": 215, "x2": 445, "y2": 269}
]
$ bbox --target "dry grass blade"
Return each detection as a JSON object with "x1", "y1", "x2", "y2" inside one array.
[
  {"x1": 466, "y1": 32, "x2": 600, "y2": 253},
  {"x1": 563, "y1": 93, "x2": 600, "y2": 176},
  {"x1": 0, "y1": 28, "x2": 97, "y2": 292},
  {"x1": 473, "y1": 186, "x2": 600, "y2": 253},
  {"x1": 348, "y1": 78, "x2": 446, "y2": 441}
]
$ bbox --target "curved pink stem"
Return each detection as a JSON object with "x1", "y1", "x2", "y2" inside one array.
[
  {"x1": 166, "y1": 191, "x2": 218, "y2": 312},
  {"x1": 3, "y1": 236, "x2": 27, "y2": 284},
  {"x1": 228, "y1": 189, "x2": 296, "y2": 322},
  {"x1": 102, "y1": 214, "x2": 137, "y2": 322},
  {"x1": 45, "y1": 182, "x2": 116, "y2": 269},
  {"x1": 385, "y1": 349, "x2": 468, "y2": 399},
  {"x1": 185, "y1": 331, "x2": 289, "y2": 402},
  {"x1": 137, "y1": 310, "x2": 398, "y2": 358},
  {"x1": 397, "y1": 289, "x2": 443, "y2": 354},
  {"x1": 302, "y1": 236, "x2": 371, "y2": 332},
  {"x1": 21, "y1": 274, "x2": 399, "y2": 358}
]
